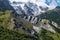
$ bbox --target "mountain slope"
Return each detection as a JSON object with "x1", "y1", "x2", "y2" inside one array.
[
  {"x1": 37, "y1": 6, "x2": 60, "y2": 33},
  {"x1": 37, "y1": 6, "x2": 60, "y2": 40},
  {"x1": 0, "y1": 8, "x2": 38, "y2": 40},
  {"x1": 0, "y1": 26, "x2": 37, "y2": 40}
]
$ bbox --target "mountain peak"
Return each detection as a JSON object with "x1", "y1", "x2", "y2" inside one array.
[
  {"x1": 9, "y1": 0, "x2": 57, "y2": 16},
  {"x1": 56, "y1": 6, "x2": 60, "y2": 8}
]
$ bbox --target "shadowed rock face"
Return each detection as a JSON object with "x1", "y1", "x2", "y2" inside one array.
[
  {"x1": 53, "y1": 6, "x2": 60, "y2": 12},
  {"x1": 0, "y1": 0, "x2": 14, "y2": 10}
]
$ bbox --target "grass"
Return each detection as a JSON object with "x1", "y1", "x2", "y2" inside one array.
[
  {"x1": 23, "y1": 20, "x2": 33, "y2": 30},
  {"x1": 0, "y1": 10, "x2": 14, "y2": 29},
  {"x1": 39, "y1": 28, "x2": 60, "y2": 40},
  {"x1": 37, "y1": 10, "x2": 60, "y2": 40},
  {"x1": 0, "y1": 26, "x2": 37, "y2": 40}
]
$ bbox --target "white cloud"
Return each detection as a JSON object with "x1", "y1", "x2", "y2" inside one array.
[{"x1": 57, "y1": 0, "x2": 60, "y2": 3}]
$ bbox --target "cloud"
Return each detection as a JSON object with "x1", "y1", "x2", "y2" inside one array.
[
  {"x1": 57, "y1": 1, "x2": 60, "y2": 3},
  {"x1": 56, "y1": 0, "x2": 60, "y2": 6}
]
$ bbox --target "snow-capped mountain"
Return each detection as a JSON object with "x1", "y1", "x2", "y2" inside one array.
[{"x1": 9, "y1": 0, "x2": 57, "y2": 16}]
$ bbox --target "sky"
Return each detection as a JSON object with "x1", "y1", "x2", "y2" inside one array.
[
  {"x1": 56, "y1": 0, "x2": 60, "y2": 6},
  {"x1": 45, "y1": 0, "x2": 60, "y2": 6}
]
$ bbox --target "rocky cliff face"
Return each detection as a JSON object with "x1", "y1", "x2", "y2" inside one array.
[{"x1": 53, "y1": 6, "x2": 60, "y2": 12}]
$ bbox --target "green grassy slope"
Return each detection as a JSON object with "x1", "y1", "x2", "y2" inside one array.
[
  {"x1": 0, "y1": 10, "x2": 14, "y2": 29},
  {"x1": 0, "y1": 26, "x2": 37, "y2": 40},
  {"x1": 39, "y1": 28, "x2": 60, "y2": 40},
  {"x1": 37, "y1": 10, "x2": 60, "y2": 40},
  {"x1": 0, "y1": 8, "x2": 37, "y2": 40},
  {"x1": 0, "y1": 8, "x2": 60, "y2": 40}
]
